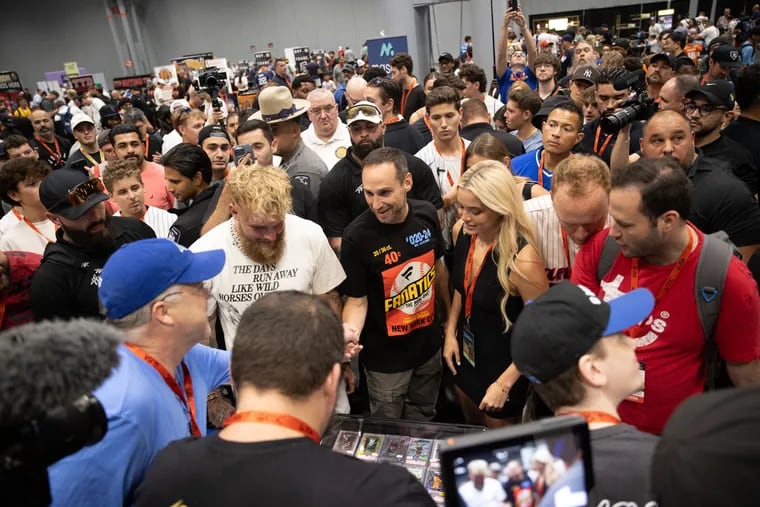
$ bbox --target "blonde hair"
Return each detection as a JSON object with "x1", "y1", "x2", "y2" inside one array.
[
  {"x1": 171, "y1": 108, "x2": 205, "y2": 130},
  {"x1": 551, "y1": 154, "x2": 611, "y2": 196},
  {"x1": 227, "y1": 164, "x2": 292, "y2": 219},
  {"x1": 457, "y1": 160, "x2": 538, "y2": 327}
]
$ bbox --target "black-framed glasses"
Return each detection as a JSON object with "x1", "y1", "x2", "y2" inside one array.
[
  {"x1": 346, "y1": 104, "x2": 381, "y2": 120},
  {"x1": 65, "y1": 178, "x2": 106, "y2": 206},
  {"x1": 684, "y1": 102, "x2": 727, "y2": 116}
]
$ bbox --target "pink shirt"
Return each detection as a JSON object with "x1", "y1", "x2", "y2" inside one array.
[{"x1": 140, "y1": 161, "x2": 174, "y2": 210}]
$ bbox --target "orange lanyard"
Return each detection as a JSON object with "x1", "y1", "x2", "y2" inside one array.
[
  {"x1": 434, "y1": 137, "x2": 465, "y2": 187},
  {"x1": 125, "y1": 343, "x2": 202, "y2": 437},
  {"x1": 383, "y1": 114, "x2": 402, "y2": 126},
  {"x1": 537, "y1": 151, "x2": 546, "y2": 187},
  {"x1": 23, "y1": 217, "x2": 56, "y2": 243},
  {"x1": 223, "y1": 411, "x2": 320, "y2": 443},
  {"x1": 593, "y1": 125, "x2": 613, "y2": 157},
  {"x1": 143, "y1": 133, "x2": 150, "y2": 157},
  {"x1": 400, "y1": 78, "x2": 418, "y2": 116},
  {"x1": 464, "y1": 236, "x2": 494, "y2": 319},
  {"x1": 560, "y1": 227, "x2": 572, "y2": 278},
  {"x1": 34, "y1": 136, "x2": 62, "y2": 164},
  {"x1": 558, "y1": 411, "x2": 620, "y2": 425},
  {"x1": 628, "y1": 229, "x2": 694, "y2": 337}
]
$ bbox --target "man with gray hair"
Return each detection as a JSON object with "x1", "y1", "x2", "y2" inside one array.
[
  {"x1": 302, "y1": 88, "x2": 351, "y2": 170},
  {"x1": 47, "y1": 238, "x2": 231, "y2": 507}
]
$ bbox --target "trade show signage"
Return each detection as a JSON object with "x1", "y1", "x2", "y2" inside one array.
[{"x1": 366, "y1": 36, "x2": 408, "y2": 74}]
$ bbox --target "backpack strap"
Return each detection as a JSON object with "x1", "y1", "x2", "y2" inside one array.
[
  {"x1": 696, "y1": 231, "x2": 734, "y2": 389},
  {"x1": 596, "y1": 234, "x2": 621, "y2": 282}
]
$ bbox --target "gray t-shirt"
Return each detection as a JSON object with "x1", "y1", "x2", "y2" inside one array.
[
  {"x1": 280, "y1": 141, "x2": 329, "y2": 199},
  {"x1": 588, "y1": 423, "x2": 658, "y2": 507}
]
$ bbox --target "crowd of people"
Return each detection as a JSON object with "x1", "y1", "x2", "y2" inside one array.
[{"x1": 1, "y1": 3, "x2": 760, "y2": 506}]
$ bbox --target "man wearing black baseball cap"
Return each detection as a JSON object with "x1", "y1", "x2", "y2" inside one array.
[
  {"x1": 684, "y1": 80, "x2": 758, "y2": 194},
  {"x1": 438, "y1": 52, "x2": 455, "y2": 74},
  {"x1": 703, "y1": 45, "x2": 741, "y2": 83},
  {"x1": 198, "y1": 124, "x2": 231, "y2": 182},
  {"x1": 512, "y1": 281, "x2": 658, "y2": 506},
  {"x1": 646, "y1": 53, "x2": 676, "y2": 99},
  {"x1": 651, "y1": 387, "x2": 760, "y2": 506},
  {"x1": 30, "y1": 169, "x2": 155, "y2": 321}
]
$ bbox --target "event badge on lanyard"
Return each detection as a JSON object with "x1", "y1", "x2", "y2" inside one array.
[{"x1": 462, "y1": 237, "x2": 492, "y2": 368}]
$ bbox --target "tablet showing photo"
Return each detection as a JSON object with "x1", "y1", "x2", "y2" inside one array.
[{"x1": 439, "y1": 416, "x2": 593, "y2": 507}]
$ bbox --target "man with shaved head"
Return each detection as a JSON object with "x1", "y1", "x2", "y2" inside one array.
[{"x1": 639, "y1": 110, "x2": 760, "y2": 262}]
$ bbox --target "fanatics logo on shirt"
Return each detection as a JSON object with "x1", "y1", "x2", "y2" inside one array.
[{"x1": 381, "y1": 251, "x2": 436, "y2": 336}]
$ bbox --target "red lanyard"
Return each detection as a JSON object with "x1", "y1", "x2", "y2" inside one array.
[
  {"x1": 628, "y1": 228, "x2": 694, "y2": 337},
  {"x1": 434, "y1": 137, "x2": 465, "y2": 187},
  {"x1": 558, "y1": 411, "x2": 621, "y2": 425},
  {"x1": 34, "y1": 136, "x2": 62, "y2": 165},
  {"x1": 223, "y1": 411, "x2": 321, "y2": 443},
  {"x1": 560, "y1": 227, "x2": 572, "y2": 278},
  {"x1": 464, "y1": 236, "x2": 493, "y2": 319},
  {"x1": 125, "y1": 343, "x2": 202, "y2": 437},
  {"x1": 400, "y1": 78, "x2": 418, "y2": 116},
  {"x1": 593, "y1": 126, "x2": 613, "y2": 157}
]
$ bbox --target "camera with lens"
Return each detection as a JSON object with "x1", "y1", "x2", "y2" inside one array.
[
  {"x1": 599, "y1": 70, "x2": 658, "y2": 135},
  {"x1": 198, "y1": 67, "x2": 227, "y2": 122},
  {"x1": 0, "y1": 319, "x2": 121, "y2": 506}
]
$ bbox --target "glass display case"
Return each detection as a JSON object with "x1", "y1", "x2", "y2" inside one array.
[{"x1": 321, "y1": 415, "x2": 486, "y2": 505}]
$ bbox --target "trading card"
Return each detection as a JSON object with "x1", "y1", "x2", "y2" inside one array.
[
  {"x1": 425, "y1": 468, "x2": 445, "y2": 503},
  {"x1": 405, "y1": 466, "x2": 426, "y2": 482},
  {"x1": 331, "y1": 430, "x2": 360, "y2": 455},
  {"x1": 355, "y1": 433, "x2": 385, "y2": 461},
  {"x1": 378, "y1": 435, "x2": 410, "y2": 464},
  {"x1": 405, "y1": 438, "x2": 433, "y2": 466},
  {"x1": 430, "y1": 439, "x2": 442, "y2": 463}
]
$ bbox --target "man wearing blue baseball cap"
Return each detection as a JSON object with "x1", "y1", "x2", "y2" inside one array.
[
  {"x1": 511, "y1": 281, "x2": 658, "y2": 507},
  {"x1": 48, "y1": 238, "x2": 231, "y2": 507}
]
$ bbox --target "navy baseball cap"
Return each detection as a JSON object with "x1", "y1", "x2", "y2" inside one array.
[
  {"x1": 99, "y1": 239, "x2": 225, "y2": 320},
  {"x1": 39, "y1": 169, "x2": 109, "y2": 220},
  {"x1": 511, "y1": 281, "x2": 655, "y2": 384}
]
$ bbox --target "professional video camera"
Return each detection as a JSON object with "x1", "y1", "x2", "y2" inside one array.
[
  {"x1": 198, "y1": 66, "x2": 228, "y2": 113},
  {"x1": 599, "y1": 69, "x2": 658, "y2": 135},
  {"x1": 0, "y1": 320, "x2": 122, "y2": 506}
]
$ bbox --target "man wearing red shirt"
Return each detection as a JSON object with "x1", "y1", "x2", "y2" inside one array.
[{"x1": 572, "y1": 157, "x2": 760, "y2": 434}]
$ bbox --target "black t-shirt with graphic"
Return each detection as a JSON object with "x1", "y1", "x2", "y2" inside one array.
[
  {"x1": 30, "y1": 135, "x2": 72, "y2": 170},
  {"x1": 341, "y1": 199, "x2": 444, "y2": 372}
]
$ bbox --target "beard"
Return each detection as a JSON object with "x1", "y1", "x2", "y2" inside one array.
[
  {"x1": 62, "y1": 214, "x2": 114, "y2": 252},
  {"x1": 353, "y1": 137, "x2": 384, "y2": 160},
  {"x1": 235, "y1": 222, "x2": 286, "y2": 264}
]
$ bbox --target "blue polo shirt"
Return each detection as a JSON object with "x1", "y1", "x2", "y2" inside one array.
[{"x1": 49, "y1": 344, "x2": 230, "y2": 506}]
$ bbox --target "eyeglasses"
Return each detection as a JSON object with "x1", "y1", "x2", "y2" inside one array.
[
  {"x1": 346, "y1": 104, "x2": 381, "y2": 121},
  {"x1": 309, "y1": 104, "x2": 336, "y2": 116},
  {"x1": 684, "y1": 102, "x2": 727, "y2": 116},
  {"x1": 65, "y1": 178, "x2": 106, "y2": 206},
  {"x1": 369, "y1": 77, "x2": 389, "y2": 86}
]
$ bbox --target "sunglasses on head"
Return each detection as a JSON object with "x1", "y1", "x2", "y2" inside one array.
[
  {"x1": 65, "y1": 178, "x2": 106, "y2": 207},
  {"x1": 346, "y1": 104, "x2": 381, "y2": 120}
]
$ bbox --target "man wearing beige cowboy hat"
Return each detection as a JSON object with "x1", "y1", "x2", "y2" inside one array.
[{"x1": 251, "y1": 86, "x2": 329, "y2": 198}]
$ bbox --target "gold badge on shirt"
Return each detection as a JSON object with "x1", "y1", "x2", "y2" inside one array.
[{"x1": 335, "y1": 146, "x2": 347, "y2": 159}]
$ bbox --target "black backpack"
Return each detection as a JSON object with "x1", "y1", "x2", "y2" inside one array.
[{"x1": 596, "y1": 231, "x2": 736, "y2": 390}]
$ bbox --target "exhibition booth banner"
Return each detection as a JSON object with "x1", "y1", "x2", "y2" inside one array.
[{"x1": 366, "y1": 36, "x2": 408, "y2": 74}]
